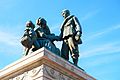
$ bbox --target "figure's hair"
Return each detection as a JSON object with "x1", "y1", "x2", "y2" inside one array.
[
  {"x1": 62, "y1": 9, "x2": 70, "y2": 16},
  {"x1": 26, "y1": 20, "x2": 35, "y2": 29},
  {"x1": 36, "y1": 17, "x2": 47, "y2": 25}
]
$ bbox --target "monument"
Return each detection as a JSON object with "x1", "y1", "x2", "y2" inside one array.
[{"x1": 0, "y1": 9, "x2": 96, "y2": 80}]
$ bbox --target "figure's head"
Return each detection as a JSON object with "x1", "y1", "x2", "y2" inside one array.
[
  {"x1": 61, "y1": 9, "x2": 70, "y2": 18},
  {"x1": 26, "y1": 20, "x2": 35, "y2": 29},
  {"x1": 36, "y1": 17, "x2": 47, "y2": 27}
]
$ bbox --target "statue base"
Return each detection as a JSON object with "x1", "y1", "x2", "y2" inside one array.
[{"x1": 0, "y1": 47, "x2": 96, "y2": 80}]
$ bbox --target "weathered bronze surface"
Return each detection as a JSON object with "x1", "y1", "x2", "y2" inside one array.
[{"x1": 57, "y1": 9, "x2": 82, "y2": 66}]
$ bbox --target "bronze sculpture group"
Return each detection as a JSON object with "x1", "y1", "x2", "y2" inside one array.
[{"x1": 21, "y1": 9, "x2": 82, "y2": 66}]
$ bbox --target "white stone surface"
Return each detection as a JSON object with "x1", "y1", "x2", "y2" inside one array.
[{"x1": 0, "y1": 47, "x2": 96, "y2": 80}]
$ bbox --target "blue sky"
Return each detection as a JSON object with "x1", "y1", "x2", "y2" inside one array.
[{"x1": 0, "y1": 0, "x2": 120, "y2": 80}]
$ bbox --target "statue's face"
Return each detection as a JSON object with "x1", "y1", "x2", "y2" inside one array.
[
  {"x1": 62, "y1": 11, "x2": 67, "y2": 18},
  {"x1": 36, "y1": 19, "x2": 41, "y2": 25},
  {"x1": 26, "y1": 21, "x2": 35, "y2": 29},
  {"x1": 36, "y1": 18, "x2": 46, "y2": 28},
  {"x1": 62, "y1": 10, "x2": 70, "y2": 19}
]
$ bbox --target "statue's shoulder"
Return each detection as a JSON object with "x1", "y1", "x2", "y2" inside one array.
[{"x1": 35, "y1": 27, "x2": 42, "y2": 32}]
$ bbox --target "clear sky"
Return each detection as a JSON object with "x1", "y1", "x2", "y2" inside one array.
[{"x1": 0, "y1": 0, "x2": 120, "y2": 80}]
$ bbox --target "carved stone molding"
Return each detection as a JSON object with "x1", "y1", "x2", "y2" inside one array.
[
  {"x1": 9, "y1": 65, "x2": 43, "y2": 80},
  {"x1": 44, "y1": 65, "x2": 74, "y2": 80}
]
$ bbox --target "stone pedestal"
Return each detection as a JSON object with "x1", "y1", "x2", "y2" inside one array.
[{"x1": 0, "y1": 47, "x2": 96, "y2": 80}]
